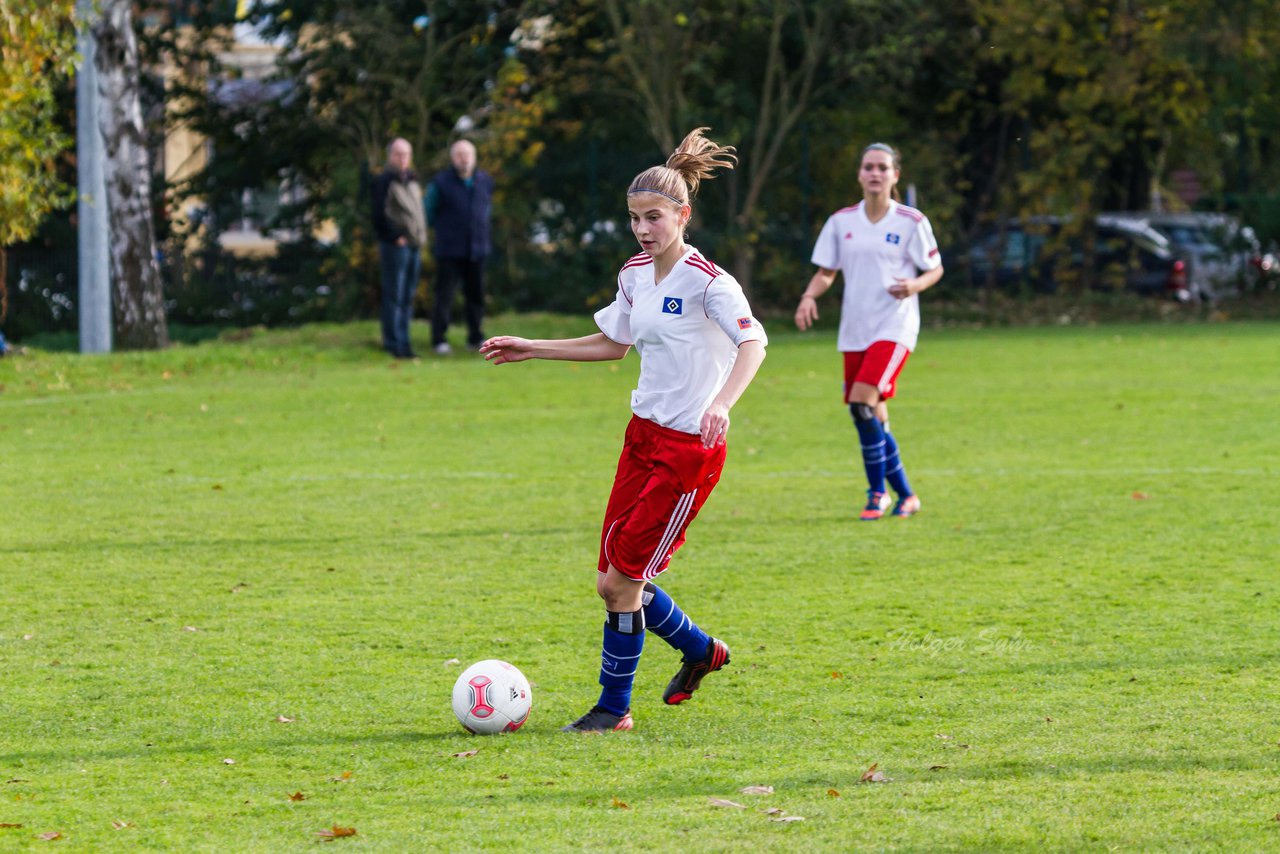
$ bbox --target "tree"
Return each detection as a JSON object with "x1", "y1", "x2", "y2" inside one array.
[
  {"x1": 1162, "y1": 0, "x2": 1280, "y2": 244},
  {"x1": 204, "y1": 0, "x2": 528, "y2": 230},
  {"x1": 0, "y1": 0, "x2": 77, "y2": 323},
  {"x1": 94, "y1": 0, "x2": 169, "y2": 348},
  {"x1": 595, "y1": 0, "x2": 915, "y2": 293}
]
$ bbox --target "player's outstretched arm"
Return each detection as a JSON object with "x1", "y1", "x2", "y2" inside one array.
[{"x1": 480, "y1": 333, "x2": 630, "y2": 365}]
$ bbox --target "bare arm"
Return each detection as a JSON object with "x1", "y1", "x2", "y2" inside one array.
[
  {"x1": 888, "y1": 263, "x2": 944, "y2": 300},
  {"x1": 699, "y1": 340, "x2": 766, "y2": 448},
  {"x1": 479, "y1": 332, "x2": 630, "y2": 365},
  {"x1": 795, "y1": 267, "x2": 838, "y2": 330}
]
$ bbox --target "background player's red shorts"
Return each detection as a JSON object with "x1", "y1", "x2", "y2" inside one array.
[
  {"x1": 843, "y1": 340, "x2": 911, "y2": 402},
  {"x1": 598, "y1": 415, "x2": 726, "y2": 581}
]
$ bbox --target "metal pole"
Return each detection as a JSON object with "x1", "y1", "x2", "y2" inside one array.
[{"x1": 76, "y1": 0, "x2": 111, "y2": 353}]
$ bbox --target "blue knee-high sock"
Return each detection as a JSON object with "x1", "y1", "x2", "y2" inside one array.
[
  {"x1": 642, "y1": 582, "x2": 710, "y2": 660},
  {"x1": 597, "y1": 609, "x2": 645, "y2": 716},
  {"x1": 883, "y1": 428, "x2": 913, "y2": 498},
  {"x1": 850, "y1": 404, "x2": 887, "y2": 494}
]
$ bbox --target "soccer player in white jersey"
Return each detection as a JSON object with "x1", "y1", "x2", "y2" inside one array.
[
  {"x1": 795, "y1": 142, "x2": 944, "y2": 521},
  {"x1": 481, "y1": 129, "x2": 767, "y2": 732}
]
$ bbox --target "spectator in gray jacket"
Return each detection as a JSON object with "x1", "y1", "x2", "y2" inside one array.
[{"x1": 371, "y1": 138, "x2": 427, "y2": 359}]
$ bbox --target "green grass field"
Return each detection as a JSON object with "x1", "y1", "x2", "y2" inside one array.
[{"x1": 2, "y1": 316, "x2": 1278, "y2": 851}]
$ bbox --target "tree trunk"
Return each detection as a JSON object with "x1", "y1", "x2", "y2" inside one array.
[{"x1": 93, "y1": 0, "x2": 168, "y2": 349}]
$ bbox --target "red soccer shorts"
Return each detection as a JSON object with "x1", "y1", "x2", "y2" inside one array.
[
  {"x1": 598, "y1": 415, "x2": 726, "y2": 581},
  {"x1": 843, "y1": 340, "x2": 911, "y2": 402}
]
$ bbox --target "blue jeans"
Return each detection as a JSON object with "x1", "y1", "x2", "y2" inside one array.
[{"x1": 379, "y1": 242, "x2": 420, "y2": 357}]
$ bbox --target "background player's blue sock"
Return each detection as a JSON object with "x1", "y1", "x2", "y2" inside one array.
[
  {"x1": 597, "y1": 609, "x2": 644, "y2": 716},
  {"x1": 851, "y1": 406, "x2": 887, "y2": 494},
  {"x1": 883, "y1": 429, "x2": 913, "y2": 498},
  {"x1": 642, "y1": 582, "x2": 710, "y2": 660}
]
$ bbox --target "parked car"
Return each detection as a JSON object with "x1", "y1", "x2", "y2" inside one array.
[
  {"x1": 957, "y1": 216, "x2": 1191, "y2": 301},
  {"x1": 1102, "y1": 211, "x2": 1263, "y2": 299}
]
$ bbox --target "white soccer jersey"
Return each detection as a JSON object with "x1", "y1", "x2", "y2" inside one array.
[
  {"x1": 810, "y1": 200, "x2": 942, "y2": 352},
  {"x1": 594, "y1": 246, "x2": 768, "y2": 435}
]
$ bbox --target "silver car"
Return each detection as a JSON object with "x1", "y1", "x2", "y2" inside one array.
[{"x1": 1103, "y1": 212, "x2": 1261, "y2": 301}]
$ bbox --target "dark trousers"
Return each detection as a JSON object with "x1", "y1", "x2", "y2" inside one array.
[
  {"x1": 379, "y1": 242, "x2": 419, "y2": 357},
  {"x1": 432, "y1": 257, "x2": 485, "y2": 347}
]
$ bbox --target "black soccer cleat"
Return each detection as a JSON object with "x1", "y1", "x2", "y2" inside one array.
[
  {"x1": 663, "y1": 637, "x2": 731, "y2": 705},
  {"x1": 561, "y1": 705, "x2": 634, "y2": 733}
]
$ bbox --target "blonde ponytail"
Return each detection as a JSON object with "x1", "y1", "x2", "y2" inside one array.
[{"x1": 628, "y1": 128, "x2": 737, "y2": 207}]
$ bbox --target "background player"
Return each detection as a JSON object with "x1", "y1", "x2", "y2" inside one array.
[
  {"x1": 481, "y1": 128, "x2": 767, "y2": 732},
  {"x1": 794, "y1": 142, "x2": 943, "y2": 520}
]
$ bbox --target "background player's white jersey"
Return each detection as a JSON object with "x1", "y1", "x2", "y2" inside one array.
[
  {"x1": 595, "y1": 247, "x2": 767, "y2": 435},
  {"x1": 810, "y1": 200, "x2": 942, "y2": 352}
]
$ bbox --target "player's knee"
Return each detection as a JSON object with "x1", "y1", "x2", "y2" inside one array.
[{"x1": 850, "y1": 402, "x2": 877, "y2": 423}]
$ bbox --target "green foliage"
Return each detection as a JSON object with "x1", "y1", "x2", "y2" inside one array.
[
  {"x1": 0, "y1": 0, "x2": 77, "y2": 248},
  {"x1": 0, "y1": 0, "x2": 76, "y2": 322},
  {"x1": 59, "y1": 0, "x2": 1280, "y2": 333},
  {"x1": 2, "y1": 320, "x2": 1279, "y2": 847}
]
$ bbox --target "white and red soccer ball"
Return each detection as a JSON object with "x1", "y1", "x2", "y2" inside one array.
[{"x1": 451, "y1": 660, "x2": 532, "y2": 734}]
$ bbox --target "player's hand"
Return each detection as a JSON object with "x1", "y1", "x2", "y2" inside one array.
[
  {"x1": 479, "y1": 336, "x2": 535, "y2": 364},
  {"x1": 887, "y1": 277, "x2": 916, "y2": 300},
  {"x1": 795, "y1": 295, "x2": 819, "y2": 330},
  {"x1": 700, "y1": 404, "x2": 730, "y2": 448}
]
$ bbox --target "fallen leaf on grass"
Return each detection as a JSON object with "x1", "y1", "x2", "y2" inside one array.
[
  {"x1": 111, "y1": 821, "x2": 133, "y2": 830},
  {"x1": 289, "y1": 792, "x2": 307, "y2": 802},
  {"x1": 329, "y1": 771, "x2": 353, "y2": 782},
  {"x1": 827, "y1": 788, "x2": 841, "y2": 797},
  {"x1": 275, "y1": 715, "x2": 295, "y2": 723},
  {"x1": 451, "y1": 749, "x2": 480, "y2": 759},
  {"x1": 1273, "y1": 813, "x2": 1280, "y2": 822},
  {"x1": 316, "y1": 825, "x2": 357, "y2": 840},
  {"x1": 1131, "y1": 491, "x2": 1149, "y2": 500},
  {"x1": 222, "y1": 758, "x2": 236, "y2": 765},
  {"x1": 739, "y1": 786, "x2": 774, "y2": 795},
  {"x1": 38, "y1": 831, "x2": 62, "y2": 840},
  {"x1": 0, "y1": 823, "x2": 23, "y2": 828},
  {"x1": 770, "y1": 815, "x2": 805, "y2": 823},
  {"x1": 182, "y1": 626, "x2": 199, "y2": 632},
  {"x1": 763, "y1": 808, "x2": 784, "y2": 816},
  {"x1": 830, "y1": 671, "x2": 843, "y2": 679},
  {"x1": 611, "y1": 797, "x2": 630, "y2": 809},
  {"x1": 708, "y1": 798, "x2": 746, "y2": 809},
  {"x1": 929, "y1": 765, "x2": 948, "y2": 772},
  {"x1": 859, "y1": 763, "x2": 890, "y2": 783},
  {"x1": 935, "y1": 733, "x2": 952, "y2": 740}
]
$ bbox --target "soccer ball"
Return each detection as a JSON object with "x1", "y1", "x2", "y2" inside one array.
[{"x1": 451, "y1": 660, "x2": 532, "y2": 734}]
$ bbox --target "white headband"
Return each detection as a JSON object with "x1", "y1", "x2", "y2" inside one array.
[{"x1": 628, "y1": 188, "x2": 685, "y2": 206}]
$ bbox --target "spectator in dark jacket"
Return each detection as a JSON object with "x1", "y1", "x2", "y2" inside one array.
[
  {"x1": 371, "y1": 138, "x2": 426, "y2": 359},
  {"x1": 425, "y1": 139, "x2": 493, "y2": 354}
]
